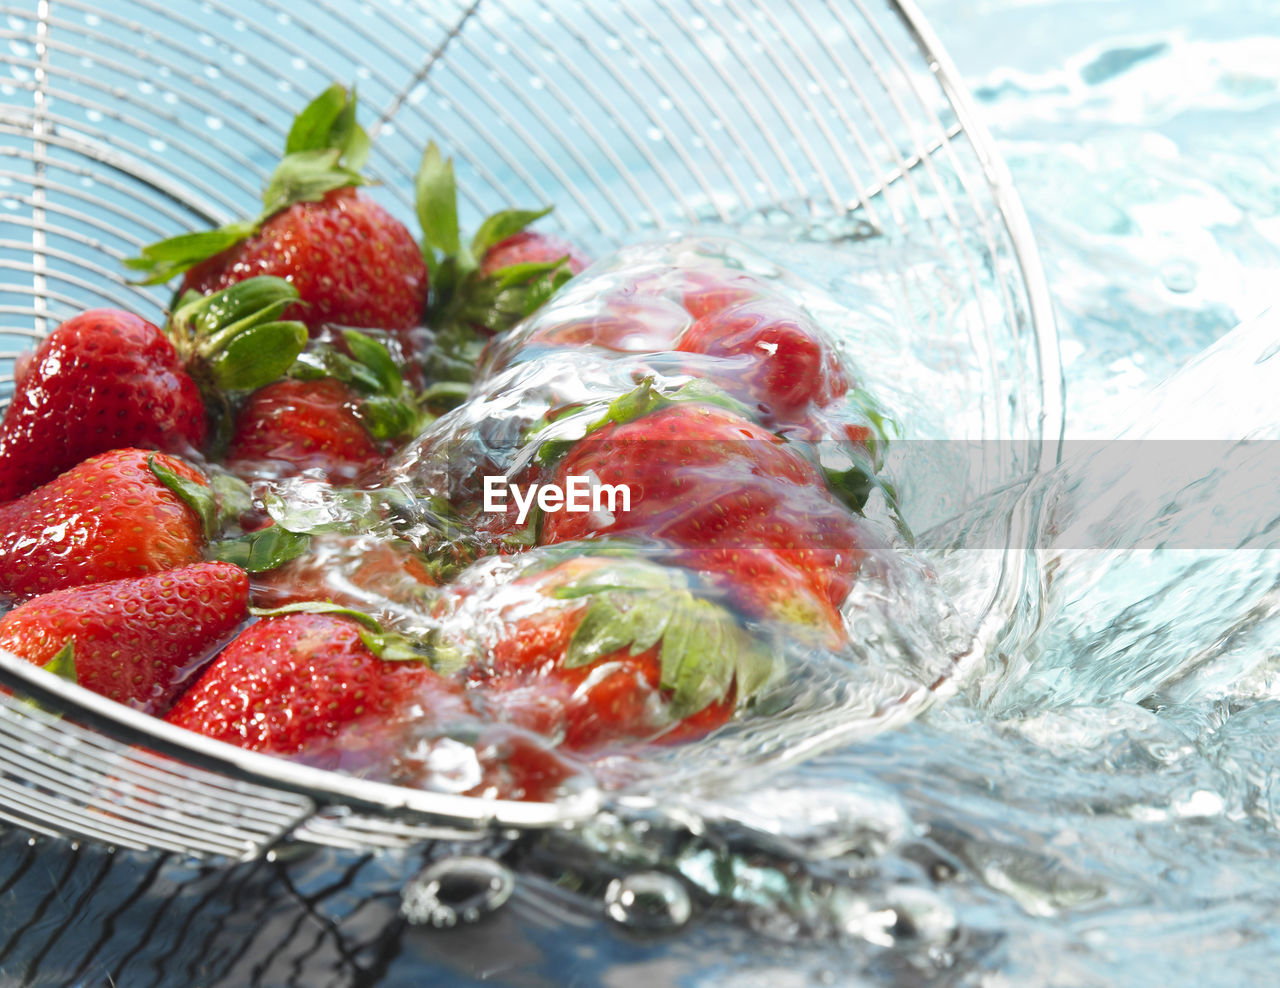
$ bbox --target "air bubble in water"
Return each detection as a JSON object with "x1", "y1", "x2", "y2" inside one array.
[
  {"x1": 401, "y1": 856, "x2": 514, "y2": 927},
  {"x1": 603, "y1": 872, "x2": 692, "y2": 931},
  {"x1": 1160, "y1": 259, "x2": 1197, "y2": 293}
]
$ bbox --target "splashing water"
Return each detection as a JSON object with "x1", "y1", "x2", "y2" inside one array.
[{"x1": 4, "y1": 8, "x2": 1280, "y2": 984}]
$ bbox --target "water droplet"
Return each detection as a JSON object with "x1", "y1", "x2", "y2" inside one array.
[
  {"x1": 205, "y1": 116, "x2": 223, "y2": 131},
  {"x1": 401, "y1": 856, "x2": 514, "y2": 927},
  {"x1": 604, "y1": 872, "x2": 691, "y2": 931},
  {"x1": 884, "y1": 886, "x2": 956, "y2": 947},
  {"x1": 1160, "y1": 259, "x2": 1197, "y2": 293},
  {"x1": 646, "y1": 127, "x2": 664, "y2": 142}
]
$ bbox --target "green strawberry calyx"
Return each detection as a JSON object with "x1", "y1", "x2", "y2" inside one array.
[
  {"x1": 546, "y1": 557, "x2": 783, "y2": 719},
  {"x1": 415, "y1": 142, "x2": 576, "y2": 378},
  {"x1": 167, "y1": 276, "x2": 309, "y2": 394},
  {"x1": 207, "y1": 523, "x2": 311, "y2": 574},
  {"x1": 247, "y1": 601, "x2": 461, "y2": 670},
  {"x1": 42, "y1": 640, "x2": 77, "y2": 683},
  {"x1": 531, "y1": 375, "x2": 754, "y2": 467},
  {"x1": 125, "y1": 83, "x2": 372, "y2": 284},
  {"x1": 290, "y1": 329, "x2": 425, "y2": 442}
]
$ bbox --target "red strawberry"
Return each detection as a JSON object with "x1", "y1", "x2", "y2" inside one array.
[
  {"x1": 129, "y1": 86, "x2": 427, "y2": 340},
  {"x1": 0, "y1": 310, "x2": 205, "y2": 500},
  {"x1": 676, "y1": 299, "x2": 849, "y2": 425},
  {"x1": 679, "y1": 269, "x2": 764, "y2": 320},
  {"x1": 0, "y1": 448, "x2": 211, "y2": 600},
  {"x1": 226, "y1": 378, "x2": 384, "y2": 483},
  {"x1": 459, "y1": 555, "x2": 780, "y2": 752},
  {"x1": 251, "y1": 533, "x2": 440, "y2": 624},
  {"x1": 180, "y1": 188, "x2": 427, "y2": 334},
  {"x1": 0, "y1": 562, "x2": 248, "y2": 714},
  {"x1": 165, "y1": 603, "x2": 584, "y2": 802},
  {"x1": 539, "y1": 402, "x2": 868, "y2": 609},
  {"x1": 479, "y1": 230, "x2": 588, "y2": 278},
  {"x1": 0, "y1": 278, "x2": 313, "y2": 502},
  {"x1": 519, "y1": 292, "x2": 691, "y2": 354},
  {"x1": 416, "y1": 143, "x2": 586, "y2": 383},
  {"x1": 164, "y1": 611, "x2": 455, "y2": 756}
]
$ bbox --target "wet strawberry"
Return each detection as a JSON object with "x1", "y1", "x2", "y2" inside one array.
[
  {"x1": 519, "y1": 292, "x2": 691, "y2": 353},
  {"x1": 539, "y1": 401, "x2": 868, "y2": 609},
  {"x1": 0, "y1": 562, "x2": 248, "y2": 714},
  {"x1": 0, "y1": 449, "x2": 211, "y2": 600},
  {"x1": 0, "y1": 310, "x2": 205, "y2": 500},
  {"x1": 226, "y1": 378, "x2": 384, "y2": 483},
  {"x1": 130, "y1": 86, "x2": 427, "y2": 338},
  {"x1": 180, "y1": 188, "x2": 427, "y2": 334},
  {"x1": 0, "y1": 280, "x2": 311, "y2": 501},
  {"x1": 479, "y1": 230, "x2": 588, "y2": 278},
  {"x1": 164, "y1": 611, "x2": 451, "y2": 755},
  {"x1": 251, "y1": 533, "x2": 439, "y2": 622},
  {"x1": 460, "y1": 555, "x2": 780, "y2": 752},
  {"x1": 676, "y1": 299, "x2": 849, "y2": 425},
  {"x1": 679, "y1": 269, "x2": 764, "y2": 320}
]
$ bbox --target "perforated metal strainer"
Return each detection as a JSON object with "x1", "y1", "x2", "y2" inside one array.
[{"x1": 0, "y1": 0, "x2": 1060, "y2": 859}]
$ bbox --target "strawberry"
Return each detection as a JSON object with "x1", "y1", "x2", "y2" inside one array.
[
  {"x1": 179, "y1": 188, "x2": 426, "y2": 334},
  {"x1": 0, "y1": 449, "x2": 211, "y2": 600},
  {"x1": 0, "y1": 279, "x2": 308, "y2": 500},
  {"x1": 164, "y1": 611, "x2": 454, "y2": 756},
  {"x1": 164, "y1": 607, "x2": 576, "y2": 800},
  {"x1": 0, "y1": 562, "x2": 249, "y2": 714},
  {"x1": 226, "y1": 378, "x2": 384, "y2": 483},
  {"x1": 0, "y1": 310, "x2": 204, "y2": 500},
  {"x1": 415, "y1": 143, "x2": 586, "y2": 383},
  {"x1": 678, "y1": 269, "x2": 764, "y2": 320},
  {"x1": 676, "y1": 299, "x2": 849, "y2": 426},
  {"x1": 479, "y1": 230, "x2": 588, "y2": 279},
  {"x1": 128, "y1": 85, "x2": 427, "y2": 338},
  {"x1": 297, "y1": 703, "x2": 585, "y2": 802},
  {"x1": 538, "y1": 398, "x2": 869, "y2": 609},
  {"x1": 251, "y1": 533, "x2": 439, "y2": 626},
  {"x1": 456, "y1": 554, "x2": 782, "y2": 752},
  {"x1": 517, "y1": 292, "x2": 691, "y2": 354}
]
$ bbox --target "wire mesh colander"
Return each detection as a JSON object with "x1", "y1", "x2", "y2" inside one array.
[{"x1": 0, "y1": 0, "x2": 1061, "y2": 859}]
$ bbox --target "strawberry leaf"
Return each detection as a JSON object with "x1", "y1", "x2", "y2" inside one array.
[
  {"x1": 469, "y1": 206, "x2": 551, "y2": 259},
  {"x1": 416, "y1": 141, "x2": 463, "y2": 262},
  {"x1": 209, "y1": 525, "x2": 311, "y2": 573},
  {"x1": 124, "y1": 221, "x2": 258, "y2": 284},
  {"x1": 341, "y1": 329, "x2": 403, "y2": 396},
  {"x1": 208, "y1": 321, "x2": 308, "y2": 392},
  {"x1": 42, "y1": 640, "x2": 77, "y2": 683},
  {"x1": 285, "y1": 83, "x2": 369, "y2": 171},
  {"x1": 261, "y1": 148, "x2": 367, "y2": 218},
  {"x1": 356, "y1": 395, "x2": 419, "y2": 441},
  {"x1": 250, "y1": 600, "x2": 384, "y2": 629},
  {"x1": 556, "y1": 561, "x2": 782, "y2": 717},
  {"x1": 208, "y1": 472, "x2": 254, "y2": 528},
  {"x1": 169, "y1": 276, "x2": 300, "y2": 357},
  {"x1": 148, "y1": 455, "x2": 218, "y2": 540}
]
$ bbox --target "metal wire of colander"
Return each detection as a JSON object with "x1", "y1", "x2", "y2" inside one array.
[{"x1": 0, "y1": 0, "x2": 1061, "y2": 860}]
